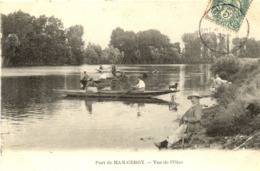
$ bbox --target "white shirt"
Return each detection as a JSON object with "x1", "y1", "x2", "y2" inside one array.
[
  {"x1": 136, "y1": 80, "x2": 145, "y2": 89},
  {"x1": 100, "y1": 73, "x2": 107, "y2": 79}
]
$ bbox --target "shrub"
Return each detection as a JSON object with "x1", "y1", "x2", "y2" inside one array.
[
  {"x1": 213, "y1": 84, "x2": 238, "y2": 108},
  {"x1": 231, "y1": 62, "x2": 260, "y2": 84},
  {"x1": 211, "y1": 55, "x2": 240, "y2": 80},
  {"x1": 206, "y1": 60, "x2": 260, "y2": 137}
]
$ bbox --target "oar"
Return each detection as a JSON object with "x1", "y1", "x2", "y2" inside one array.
[{"x1": 115, "y1": 87, "x2": 136, "y2": 99}]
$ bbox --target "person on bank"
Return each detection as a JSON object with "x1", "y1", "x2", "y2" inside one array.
[
  {"x1": 133, "y1": 77, "x2": 145, "y2": 91},
  {"x1": 80, "y1": 71, "x2": 89, "y2": 90},
  {"x1": 154, "y1": 92, "x2": 203, "y2": 149}
]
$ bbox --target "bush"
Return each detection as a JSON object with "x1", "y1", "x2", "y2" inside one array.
[
  {"x1": 211, "y1": 55, "x2": 240, "y2": 80},
  {"x1": 213, "y1": 84, "x2": 238, "y2": 108},
  {"x1": 206, "y1": 60, "x2": 260, "y2": 137},
  {"x1": 231, "y1": 62, "x2": 260, "y2": 84}
]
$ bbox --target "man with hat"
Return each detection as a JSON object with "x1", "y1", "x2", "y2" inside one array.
[{"x1": 154, "y1": 92, "x2": 203, "y2": 149}]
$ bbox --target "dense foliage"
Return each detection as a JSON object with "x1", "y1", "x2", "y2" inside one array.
[
  {"x1": 211, "y1": 55, "x2": 241, "y2": 80},
  {"x1": 206, "y1": 59, "x2": 260, "y2": 137},
  {"x1": 2, "y1": 10, "x2": 260, "y2": 66},
  {"x1": 109, "y1": 28, "x2": 181, "y2": 64},
  {"x1": 1, "y1": 11, "x2": 85, "y2": 66}
]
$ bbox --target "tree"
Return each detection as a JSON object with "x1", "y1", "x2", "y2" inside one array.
[
  {"x1": 84, "y1": 43, "x2": 100, "y2": 64},
  {"x1": 109, "y1": 28, "x2": 180, "y2": 64},
  {"x1": 66, "y1": 25, "x2": 85, "y2": 64},
  {"x1": 101, "y1": 46, "x2": 124, "y2": 64},
  {"x1": 110, "y1": 27, "x2": 137, "y2": 64},
  {"x1": 137, "y1": 29, "x2": 172, "y2": 63},
  {"x1": 2, "y1": 34, "x2": 20, "y2": 66},
  {"x1": 182, "y1": 32, "x2": 202, "y2": 63}
]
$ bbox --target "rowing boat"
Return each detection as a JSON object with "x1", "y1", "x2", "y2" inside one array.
[
  {"x1": 65, "y1": 96, "x2": 171, "y2": 104},
  {"x1": 95, "y1": 69, "x2": 121, "y2": 73},
  {"x1": 54, "y1": 89, "x2": 179, "y2": 98}
]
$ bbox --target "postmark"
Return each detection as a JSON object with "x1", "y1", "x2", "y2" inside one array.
[
  {"x1": 199, "y1": 2, "x2": 250, "y2": 54},
  {"x1": 205, "y1": 0, "x2": 252, "y2": 31}
]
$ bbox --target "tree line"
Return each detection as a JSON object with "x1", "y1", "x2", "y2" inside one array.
[{"x1": 1, "y1": 11, "x2": 260, "y2": 67}]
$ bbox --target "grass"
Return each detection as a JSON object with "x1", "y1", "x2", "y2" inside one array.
[{"x1": 205, "y1": 57, "x2": 260, "y2": 137}]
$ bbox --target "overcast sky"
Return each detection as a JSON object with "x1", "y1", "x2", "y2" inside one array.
[{"x1": 1, "y1": 0, "x2": 260, "y2": 48}]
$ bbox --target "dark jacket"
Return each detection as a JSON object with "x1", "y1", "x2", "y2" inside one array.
[{"x1": 180, "y1": 103, "x2": 203, "y2": 133}]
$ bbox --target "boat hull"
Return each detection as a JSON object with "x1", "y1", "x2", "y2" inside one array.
[{"x1": 54, "y1": 89, "x2": 179, "y2": 98}]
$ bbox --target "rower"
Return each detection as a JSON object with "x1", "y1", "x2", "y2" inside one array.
[
  {"x1": 80, "y1": 71, "x2": 89, "y2": 90},
  {"x1": 133, "y1": 77, "x2": 145, "y2": 91},
  {"x1": 99, "y1": 65, "x2": 104, "y2": 70}
]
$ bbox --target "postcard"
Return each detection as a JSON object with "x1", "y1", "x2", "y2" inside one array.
[{"x1": 1, "y1": 0, "x2": 260, "y2": 171}]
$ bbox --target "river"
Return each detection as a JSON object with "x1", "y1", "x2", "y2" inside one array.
[{"x1": 1, "y1": 64, "x2": 215, "y2": 150}]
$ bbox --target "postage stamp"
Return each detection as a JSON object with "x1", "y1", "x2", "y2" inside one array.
[{"x1": 205, "y1": 0, "x2": 253, "y2": 31}]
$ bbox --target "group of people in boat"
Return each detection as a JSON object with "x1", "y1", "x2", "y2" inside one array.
[{"x1": 80, "y1": 65, "x2": 146, "y2": 92}]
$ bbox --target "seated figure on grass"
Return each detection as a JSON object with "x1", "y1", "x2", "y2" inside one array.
[{"x1": 154, "y1": 92, "x2": 203, "y2": 149}]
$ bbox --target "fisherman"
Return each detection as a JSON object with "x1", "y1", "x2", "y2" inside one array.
[
  {"x1": 214, "y1": 74, "x2": 222, "y2": 87},
  {"x1": 154, "y1": 92, "x2": 203, "y2": 149},
  {"x1": 211, "y1": 74, "x2": 232, "y2": 92},
  {"x1": 80, "y1": 71, "x2": 89, "y2": 90},
  {"x1": 133, "y1": 77, "x2": 145, "y2": 91},
  {"x1": 85, "y1": 78, "x2": 98, "y2": 92}
]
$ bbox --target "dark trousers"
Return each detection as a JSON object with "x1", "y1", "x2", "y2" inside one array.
[{"x1": 80, "y1": 80, "x2": 87, "y2": 89}]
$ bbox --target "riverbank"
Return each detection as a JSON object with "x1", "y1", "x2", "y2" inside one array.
[{"x1": 169, "y1": 57, "x2": 260, "y2": 150}]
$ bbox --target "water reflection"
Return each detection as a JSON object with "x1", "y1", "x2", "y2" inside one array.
[
  {"x1": 1, "y1": 64, "x2": 215, "y2": 150},
  {"x1": 84, "y1": 100, "x2": 93, "y2": 114}
]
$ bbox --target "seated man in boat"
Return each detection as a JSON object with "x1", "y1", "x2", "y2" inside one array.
[
  {"x1": 111, "y1": 65, "x2": 117, "y2": 77},
  {"x1": 85, "y1": 78, "x2": 98, "y2": 92},
  {"x1": 80, "y1": 71, "x2": 89, "y2": 90},
  {"x1": 154, "y1": 92, "x2": 204, "y2": 149},
  {"x1": 99, "y1": 65, "x2": 104, "y2": 70},
  {"x1": 133, "y1": 77, "x2": 145, "y2": 91}
]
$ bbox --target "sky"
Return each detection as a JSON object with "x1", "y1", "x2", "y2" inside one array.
[{"x1": 1, "y1": 0, "x2": 260, "y2": 48}]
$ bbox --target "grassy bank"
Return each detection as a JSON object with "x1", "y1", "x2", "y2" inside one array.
[{"x1": 201, "y1": 56, "x2": 260, "y2": 149}]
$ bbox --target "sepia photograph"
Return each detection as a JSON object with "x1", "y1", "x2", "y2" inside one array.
[{"x1": 1, "y1": 0, "x2": 260, "y2": 170}]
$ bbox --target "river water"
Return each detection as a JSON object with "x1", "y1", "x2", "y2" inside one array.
[{"x1": 1, "y1": 64, "x2": 215, "y2": 150}]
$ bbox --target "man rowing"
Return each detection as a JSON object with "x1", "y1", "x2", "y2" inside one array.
[
  {"x1": 133, "y1": 77, "x2": 145, "y2": 91},
  {"x1": 80, "y1": 71, "x2": 89, "y2": 90}
]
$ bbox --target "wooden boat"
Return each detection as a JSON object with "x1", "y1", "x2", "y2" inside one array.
[
  {"x1": 95, "y1": 69, "x2": 121, "y2": 73},
  {"x1": 54, "y1": 89, "x2": 179, "y2": 98},
  {"x1": 65, "y1": 96, "x2": 171, "y2": 105}
]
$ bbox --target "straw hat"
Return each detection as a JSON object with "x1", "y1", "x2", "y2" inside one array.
[{"x1": 187, "y1": 92, "x2": 202, "y2": 100}]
